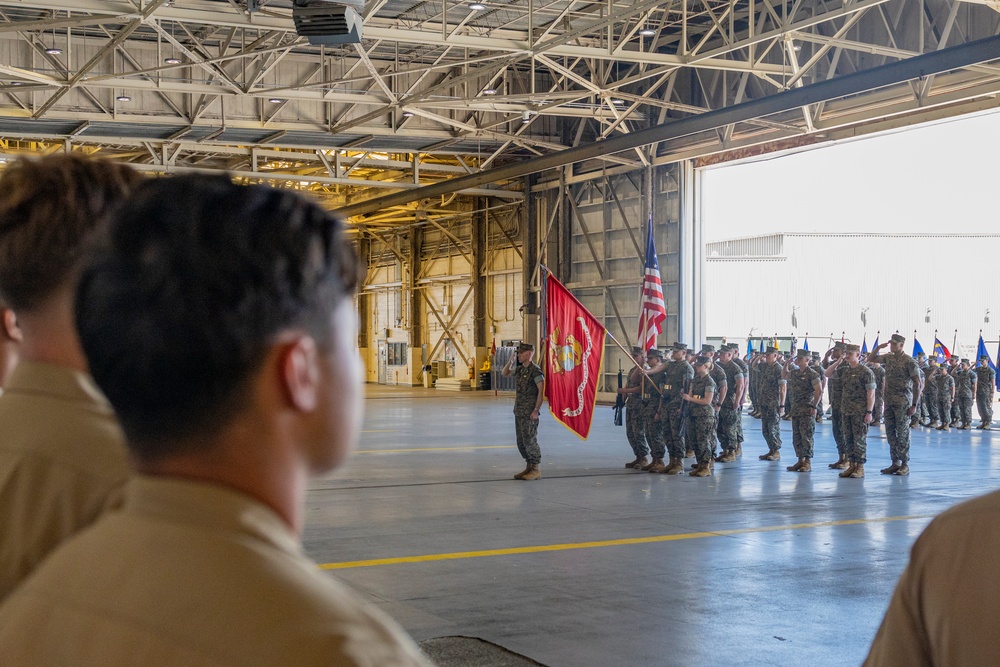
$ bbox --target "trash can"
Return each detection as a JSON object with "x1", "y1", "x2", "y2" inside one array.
[{"x1": 479, "y1": 371, "x2": 492, "y2": 391}]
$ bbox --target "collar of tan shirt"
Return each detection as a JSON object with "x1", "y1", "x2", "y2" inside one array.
[
  {"x1": 124, "y1": 475, "x2": 302, "y2": 557},
  {"x1": 3, "y1": 360, "x2": 113, "y2": 413}
]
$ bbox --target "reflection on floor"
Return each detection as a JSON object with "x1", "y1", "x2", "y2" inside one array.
[{"x1": 304, "y1": 386, "x2": 1000, "y2": 666}]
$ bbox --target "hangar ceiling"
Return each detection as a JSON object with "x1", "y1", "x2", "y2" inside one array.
[{"x1": 0, "y1": 0, "x2": 999, "y2": 231}]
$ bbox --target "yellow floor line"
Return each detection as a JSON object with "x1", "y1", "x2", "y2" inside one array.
[
  {"x1": 353, "y1": 445, "x2": 514, "y2": 454},
  {"x1": 319, "y1": 514, "x2": 934, "y2": 570}
]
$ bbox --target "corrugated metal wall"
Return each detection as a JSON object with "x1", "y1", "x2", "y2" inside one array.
[{"x1": 705, "y1": 233, "x2": 1000, "y2": 354}]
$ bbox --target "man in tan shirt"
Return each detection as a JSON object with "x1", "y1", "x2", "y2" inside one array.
[
  {"x1": 0, "y1": 155, "x2": 139, "y2": 599},
  {"x1": 0, "y1": 175, "x2": 433, "y2": 666},
  {"x1": 865, "y1": 489, "x2": 1000, "y2": 665}
]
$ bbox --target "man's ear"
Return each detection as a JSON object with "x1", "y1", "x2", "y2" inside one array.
[
  {"x1": 1, "y1": 309, "x2": 22, "y2": 343},
  {"x1": 279, "y1": 336, "x2": 319, "y2": 412}
]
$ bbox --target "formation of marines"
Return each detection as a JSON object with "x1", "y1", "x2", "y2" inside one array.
[{"x1": 618, "y1": 333, "x2": 996, "y2": 478}]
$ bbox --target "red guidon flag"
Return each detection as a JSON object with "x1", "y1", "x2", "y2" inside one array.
[{"x1": 544, "y1": 272, "x2": 606, "y2": 439}]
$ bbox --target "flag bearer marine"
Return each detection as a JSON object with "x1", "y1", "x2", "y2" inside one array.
[{"x1": 617, "y1": 346, "x2": 652, "y2": 469}]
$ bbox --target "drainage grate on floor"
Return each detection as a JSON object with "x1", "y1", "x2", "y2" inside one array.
[{"x1": 418, "y1": 636, "x2": 547, "y2": 667}]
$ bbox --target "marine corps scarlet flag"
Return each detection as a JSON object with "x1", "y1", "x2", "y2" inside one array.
[{"x1": 544, "y1": 272, "x2": 606, "y2": 439}]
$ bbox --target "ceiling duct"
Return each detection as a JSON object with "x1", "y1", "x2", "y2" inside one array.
[{"x1": 292, "y1": 0, "x2": 364, "y2": 45}]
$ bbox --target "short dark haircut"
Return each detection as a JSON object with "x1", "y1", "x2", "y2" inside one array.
[
  {"x1": 0, "y1": 154, "x2": 141, "y2": 311},
  {"x1": 75, "y1": 175, "x2": 358, "y2": 460}
]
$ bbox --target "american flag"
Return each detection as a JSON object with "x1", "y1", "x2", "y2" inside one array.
[{"x1": 637, "y1": 218, "x2": 666, "y2": 351}]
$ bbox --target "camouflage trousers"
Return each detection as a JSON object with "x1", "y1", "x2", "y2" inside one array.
[
  {"x1": 736, "y1": 407, "x2": 745, "y2": 444},
  {"x1": 830, "y1": 408, "x2": 846, "y2": 456},
  {"x1": 759, "y1": 406, "x2": 781, "y2": 452},
  {"x1": 922, "y1": 391, "x2": 939, "y2": 423},
  {"x1": 816, "y1": 395, "x2": 824, "y2": 416},
  {"x1": 955, "y1": 397, "x2": 973, "y2": 426},
  {"x1": 514, "y1": 414, "x2": 541, "y2": 464},
  {"x1": 938, "y1": 396, "x2": 952, "y2": 426},
  {"x1": 790, "y1": 415, "x2": 814, "y2": 459},
  {"x1": 978, "y1": 392, "x2": 994, "y2": 424},
  {"x1": 951, "y1": 400, "x2": 960, "y2": 424},
  {"x1": 641, "y1": 407, "x2": 666, "y2": 459},
  {"x1": 688, "y1": 412, "x2": 717, "y2": 464},
  {"x1": 663, "y1": 402, "x2": 687, "y2": 460},
  {"x1": 842, "y1": 413, "x2": 869, "y2": 464},
  {"x1": 625, "y1": 405, "x2": 650, "y2": 457},
  {"x1": 884, "y1": 404, "x2": 911, "y2": 463},
  {"x1": 716, "y1": 406, "x2": 740, "y2": 453},
  {"x1": 872, "y1": 393, "x2": 884, "y2": 423}
]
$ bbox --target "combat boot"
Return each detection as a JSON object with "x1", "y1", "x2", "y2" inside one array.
[
  {"x1": 716, "y1": 450, "x2": 736, "y2": 463},
  {"x1": 626, "y1": 456, "x2": 649, "y2": 469},
  {"x1": 839, "y1": 462, "x2": 857, "y2": 478},
  {"x1": 929, "y1": 420, "x2": 939, "y2": 428},
  {"x1": 786, "y1": 458, "x2": 803, "y2": 472},
  {"x1": 798, "y1": 458, "x2": 812, "y2": 472},
  {"x1": 880, "y1": 462, "x2": 901, "y2": 475},
  {"x1": 815, "y1": 415, "x2": 823, "y2": 423},
  {"x1": 640, "y1": 458, "x2": 656, "y2": 471},
  {"x1": 691, "y1": 462, "x2": 712, "y2": 477},
  {"x1": 848, "y1": 463, "x2": 865, "y2": 478},
  {"x1": 647, "y1": 458, "x2": 667, "y2": 473},
  {"x1": 828, "y1": 455, "x2": 848, "y2": 470},
  {"x1": 663, "y1": 458, "x2": 685, "y2": 475},
  {"x1": 735, "y1": 443, "x2": 743, "y2": 456},
  {"x1": 937, "y1": 423, "x2": 950, "y2": 432},
  {"x1": 513, "y1": 464, "x2": 531, "y2": 479},
  {"x1": 685, "y1": 449, "x2": 695, "y2": 459},
  {"x1": 893, "y1": 463, "x2": 910, "y2": 476},
  {"x1": 521, "y1": 464, "x2": 541, "y2": 480},
  {"x1": 959, "y1": 423, "x2": 971, "y2": 430},
  {"x1": 760, "y1": 450, "x2": 780, "y2": 461}
]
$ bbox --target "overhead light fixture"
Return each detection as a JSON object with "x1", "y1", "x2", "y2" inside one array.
[
  {"x1": 521, "y1": 110, "x2": 531, "y2": 123},
  {"x1": 268, "y1": 97, "x2": 285, "y2": 103},
  {"x1": 164, "y1": 57, "x2": 182, "y2": 64},
  {"x1": 639, "y1": 27, "x2": 656, "y2": 37},
  {"x1": 793, "y1": 44, "x2": 801, "y2": 51},
  {"x1": 44, "y1": 47, "x2": 62, "y2": 55},
  {"x1": 402, "y1": 111, "x2": 414, "y2": 118},
  {"x1": 482, "y1": 88, "x2": 496, "y2": 95},
  {"x1": 468, "y1": 2, "x2": 487, "y2": 10},
  {"x1": 116, "y1": 95, "x2": 132, "y2": 102}
]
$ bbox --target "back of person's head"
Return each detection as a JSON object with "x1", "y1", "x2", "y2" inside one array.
[
  {"x1": 75, "y1": 174, "x2": 359, "y2": 462},
  {"x1": 0, "y1": 155, "x2": 141, "y2": 312}
]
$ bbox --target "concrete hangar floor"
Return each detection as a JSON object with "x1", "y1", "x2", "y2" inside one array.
[{"x1": 302, "y1": 386, "x2": 996, "y2": 666}]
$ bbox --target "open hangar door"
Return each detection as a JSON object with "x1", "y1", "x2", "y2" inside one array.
[{"x1": 697, "y1": 109, "x2": 1000, "y2": 359}]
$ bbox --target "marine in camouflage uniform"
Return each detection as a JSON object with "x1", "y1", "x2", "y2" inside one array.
[
  {"x1": 811, "y1": 352, "x2": 826, "y2": 422},
  {"x1": 756, "y1": 346, "x2": 786, "y2": 460},
  {"x1": 823, "y1": 342, "x2": 848, "y2": 468},
  {"x1": 703, "y1": 345, "x2": 728, "y2": 453},
  {"x1": 639, "y1": 348, "x2": 667, "y2": 471},
  {"x1": 715, "y1": 346, "x2": 745, "y2": 462},
  {"x1": 783, "y1": 349, "x2": 821, "y2": 472},
  {"x1": 619, "y1": 347, "x2": 651, "y2": 468},
  {"x1": 650, "y1": 343, "x2": 694, "y2": 474},
  {"x1": 935, "y1": 368, "x2": 955, "y2": 431},
  {"x1": 684, "y1": 356, "x2": 717, "y2": 476},
  {"x1": 837, "y1": 344, "x2": 876, "y2": 478},
  {"x1": 731, "y1": 347, "x2": 749, "y2": 449},
  {"x1": 870, "y1": 362, "x2": 886, "y2": 425},
  {"x1": 953, "y1": 359, "x2": 977, "y2": 429},
  {"x1": 974, "y1": 356, "x2": 996, "y2": 428},
  {"x1": 501, "y1": 342, "x2": 545, "y2": 480},
  {"x1": 868, "y1": 334, "x2": 922, "y2": 476},
  {"x1": 949, "y1": 357, "x2": 962, "y2": 425},
  {"x1": 921, "y1": 363, "x2": 940, "y2": 427},
  {"x1": 748, "y1": 353, "x2": 761, "y2": 417}
]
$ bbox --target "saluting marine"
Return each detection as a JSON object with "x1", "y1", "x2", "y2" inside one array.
[
  {"x1": 974, "y1": 356, "x2": 996, "y2": 429},
  {"x1": 834, "y1": 344, "x2": 876, "y2": 479},
  {"x1": 783, "y1": 349, "x2": 822, "y2": 473}
]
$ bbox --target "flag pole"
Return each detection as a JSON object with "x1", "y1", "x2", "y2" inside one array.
[
  {"x1": 953, "y1": 329, "x2": 958, "y2": 356},
  {"x1": 605, "y1": 331, "x2": 663, "y2": 396}
]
